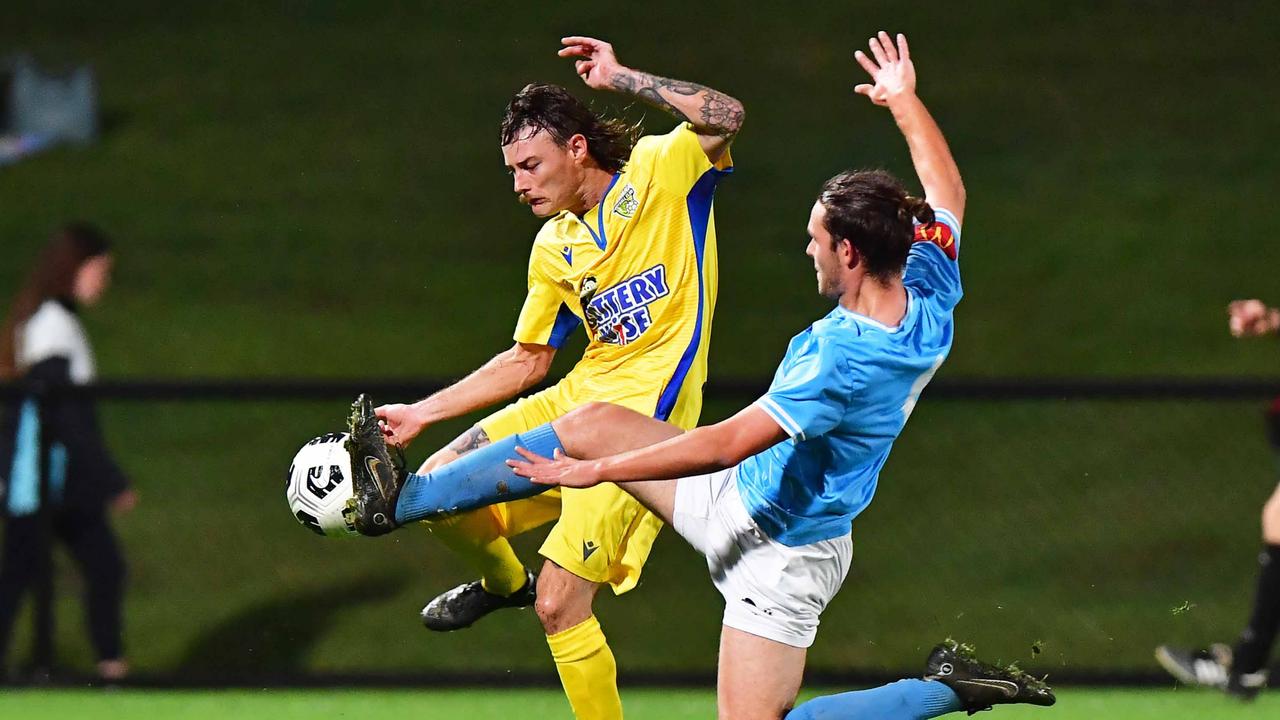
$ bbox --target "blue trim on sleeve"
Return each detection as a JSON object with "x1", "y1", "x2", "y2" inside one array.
[
  {"x1": 547, "y1": 302, "x2": 582, "y2": 348},
  {"x1": 7, "y1": 399, "x2": 41, "y2": 517},
  {"x1": 654, "y1": 167, "x2": 725, "y2": 420},
  {"x1": 931, "y1": 208, "x2": 961, "y2": 240},
  {"x1": 583, "y1": 172, "x2": 621, "y2": 251}
]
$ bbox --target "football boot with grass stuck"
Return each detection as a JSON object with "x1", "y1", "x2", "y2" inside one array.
[
  {"x1": 924, "y1": 639, "x2": 1056, "y2": 714},
  {"x1": 342, "y1": 394, "x2": 407, "y2": 536}
]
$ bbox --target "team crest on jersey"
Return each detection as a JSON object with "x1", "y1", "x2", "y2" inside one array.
[
  {"x1": 612, "y1": 184, "x2": 639, "y2": 219},
  {"x1": 914, "y1": 221, "x2": 957, "y2": 260},
  {"x1": 578, "y1": 264, "x2": 670, "y2": 345}
]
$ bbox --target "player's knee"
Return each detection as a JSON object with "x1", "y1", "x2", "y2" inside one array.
[
  {"x1": 557, "y1": 402, "x2": 616, "y2": 435},
  {"x1": 534, "y1": 591, "x2": 574, "y2": 633},
  {"x1": 534, "y1": 581, "x2": 593, "y2": 634}
]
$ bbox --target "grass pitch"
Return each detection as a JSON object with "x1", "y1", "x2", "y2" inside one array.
[{"x1": 1, "y1": 687, "x2": 1278, "y2": 720}]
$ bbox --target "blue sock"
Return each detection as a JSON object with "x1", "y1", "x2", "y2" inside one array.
[
  {"x1": 786, "y1": 679, "x2": 962, "y2": 720},
  {"x1": 394, "y1": 422, "x2": 564, "y2": 524}
]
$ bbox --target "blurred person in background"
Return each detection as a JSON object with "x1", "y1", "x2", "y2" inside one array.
[
  {"x1": 0, "y1": 223, "x2": 135, "y2": 682},
  {"x1": 1155, "y1": 298, "x2": 1280, "y2": 700}
]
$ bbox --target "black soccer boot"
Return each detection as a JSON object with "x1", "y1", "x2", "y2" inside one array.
[
  {"x1": 1154, "y1": 643, "x2": 1231, "y2": 689},
  {"x1": 1156, "y1": 642, "x2": 1268, "y2": 700},
  {"x1": 1226, "y1": 667, "x2": 1268, "y2": 701},
  {"x1": 421, "y1": 570, "x2": 537, "y2": 631},
  {"x1": 924, "y1": 640, "x2": 1056, "y2": 714},
  {"x1": 342, "y1": 393, "x2": 406, "y2": 536}
]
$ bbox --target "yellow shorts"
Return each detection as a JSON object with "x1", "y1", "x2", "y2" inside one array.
[{"x1": 472, "y1": 384, "x2": 667, "y2": 595}]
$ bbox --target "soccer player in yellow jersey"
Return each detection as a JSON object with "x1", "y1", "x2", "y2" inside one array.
[{"x1": 362, "y1": 36, "x2": 742, "y2": 719}]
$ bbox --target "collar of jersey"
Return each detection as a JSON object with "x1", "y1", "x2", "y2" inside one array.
[
  {"x1": 577, "y1": 171, "x2": 621, "y2": 251},
  {"x1": 832, "y1": 290, "x2": 915, "y2": 333}
]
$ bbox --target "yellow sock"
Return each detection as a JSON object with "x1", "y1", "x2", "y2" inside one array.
[
  {"x1": 547, "y1": 615, "x2": 623, "y2": 720},
  {"x1": 423, "y1": 511, "x2": 526, "y2": 596}
]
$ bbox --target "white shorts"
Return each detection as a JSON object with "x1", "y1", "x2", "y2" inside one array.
[{"x1": 672, "y1": 466, "x2": 853, "y2": 648}]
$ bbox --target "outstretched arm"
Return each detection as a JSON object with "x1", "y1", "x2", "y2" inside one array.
[
  {"x1": 509, "y1": 405, "x2": 787, "y2": 489},
  {"x1": 376, "y1": 342, "x2": 555, "y2": 447},
  {"x1": 559, "y1": 36, "x2": 744, "y2": 164},
  {"x1": 855, "y1": 32, "x2": 965, "y2": 223}
]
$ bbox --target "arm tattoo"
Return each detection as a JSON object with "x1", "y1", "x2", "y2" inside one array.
[
  {"x1": 610, "y1": 71, "x2": 744, "y2": 137},
  {"x1": 447, "y1": 426, "x2": 491, "y2": 456}
]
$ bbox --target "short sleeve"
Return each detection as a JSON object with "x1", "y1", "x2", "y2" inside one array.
[
  {"x1": 18, "y1": 304, "x2": 77, "y2": 367},
  {"x1": 754, "y1": 336, "x2": 854, "y2": 442},
  {"x1": 512, "y1": 246, "x2": 581, "y2": 348},
  {"x1": 903, "y1": 208, "x2": 962, "y2": 310},
  {"x1": 631, "y1": 123, "x2": 732, "y2": 194}
]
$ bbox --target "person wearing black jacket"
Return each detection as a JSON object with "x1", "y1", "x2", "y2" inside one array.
[{"x1": 0, "y1": 223, "x2": 134, "y2": 682}]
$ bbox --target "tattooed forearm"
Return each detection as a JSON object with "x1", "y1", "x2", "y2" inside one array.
[
  {"x1": 447, "y1": 426, "x2": 491, "y2": 455},
  {"x1": 610, "y1": 70, "x2": 744, "y2": 137}
]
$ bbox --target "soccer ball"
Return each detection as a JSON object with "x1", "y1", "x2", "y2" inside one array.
[{"x1": 286, "y1": 432, "x2": 357, "y2": 537}]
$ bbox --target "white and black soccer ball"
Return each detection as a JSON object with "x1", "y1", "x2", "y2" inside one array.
[{"x1": 286, "y1": 432, "x2": 356, "y2": 537}]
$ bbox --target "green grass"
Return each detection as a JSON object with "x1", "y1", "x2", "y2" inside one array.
[{"x1": 1, "y1": 688, "x2": 1278, "y2": 720}]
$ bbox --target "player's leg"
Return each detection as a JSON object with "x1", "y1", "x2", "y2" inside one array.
[
  {"x1": 1157, "y1": 402, "x2": 1280, "y2": 697},
  {"x1": 716, "y1": 623, "x2": 966, "y2": 720},
  {"x1": 717, "y1": 626, "x2": 807, "y2": 720},
  {"x1": 389, "y1": 401, "x2": 681, "y2": 527},
  {"x1": 416, "y1": 392, "x2": 571, "y2": 630},
  {"x1": 533, "y1": 560, "x2": 622, "y2": 720},
  {"x1": 789, "y1": 640, "x2": 1058, "y2": 719},
  {"x1": 533, "y1": 404, "x2": 684, "y2": 720},
  {"x1": 1228, "y1": 401, "x2": 1280, "y2": 695},
  {"x1": 1228, "y1": 479, "x2": 1280, "y2": 696},
  {"x1": 419, "y1": 427, "x2": 538, "y2": 599},
  {"x1": 552, "y1": 402, "x2": 684, "y2": 522}
]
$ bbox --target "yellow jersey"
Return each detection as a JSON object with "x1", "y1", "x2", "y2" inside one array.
[{"x1": 513, "y1": 123, "x2": 733, "y2": 431}]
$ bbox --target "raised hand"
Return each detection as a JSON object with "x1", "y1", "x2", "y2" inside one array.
[
  {"x1": 507, "y1": 446, "x2": 602, "y2": 489},
  {"x1": 854, "y1": 31, "x2": 916, "y2": 107},
  {"x1": 1228, "y1": 299, "x2": 1280, "y2": 337},
  {"x1": 559, "y1": 36, "x2": 628, "y2": 91}
]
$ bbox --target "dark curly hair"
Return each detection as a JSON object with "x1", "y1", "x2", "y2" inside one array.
[
  {"x1": 818, "y1": 170, "x2": 934, "y2": 282},
  {"x1": 500, "y1": 83, "x2": 639, "y2": 173}
]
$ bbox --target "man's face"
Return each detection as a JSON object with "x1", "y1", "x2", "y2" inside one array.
[
  {"x1": 806, "y1": 202, "x2": 848, "y2": 299},
  {"x1": 502, "y1": 128, "x2": 584, "y2": 217}
]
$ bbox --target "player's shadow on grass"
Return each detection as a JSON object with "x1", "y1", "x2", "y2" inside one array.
[{"x1": 175, "y1": 573, "x2": 407, "y2": 677}]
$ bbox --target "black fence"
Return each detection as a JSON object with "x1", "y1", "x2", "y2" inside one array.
[{"x1": 8, "y1": 376, "x2": 1280, "y2": 402}]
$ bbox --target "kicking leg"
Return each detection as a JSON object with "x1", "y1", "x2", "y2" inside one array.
[
  {"x1": 388, "y1": 402, "x2": 682, "y2": 526},
  {"x1": 551, "y1": 402, "x2": 684, "y2": 523},
  {"x1": 715, "y1": 625, "x2": 964, "y2": 720},
  {"x1": 788, "y1": 640, "x2": 1054, "y2": 719},
  {"x1": 420, "y1": 426, "x2": 532, "y2": 600}
]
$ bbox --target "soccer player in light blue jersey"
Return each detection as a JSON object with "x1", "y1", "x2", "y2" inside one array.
[{"x1": 346, "y1": 31, "x2": 1054, "y2": 719}]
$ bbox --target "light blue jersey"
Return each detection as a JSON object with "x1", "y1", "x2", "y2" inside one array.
[{"x1": 737, "y1": 208, "x2": 962, "y2": 546}]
